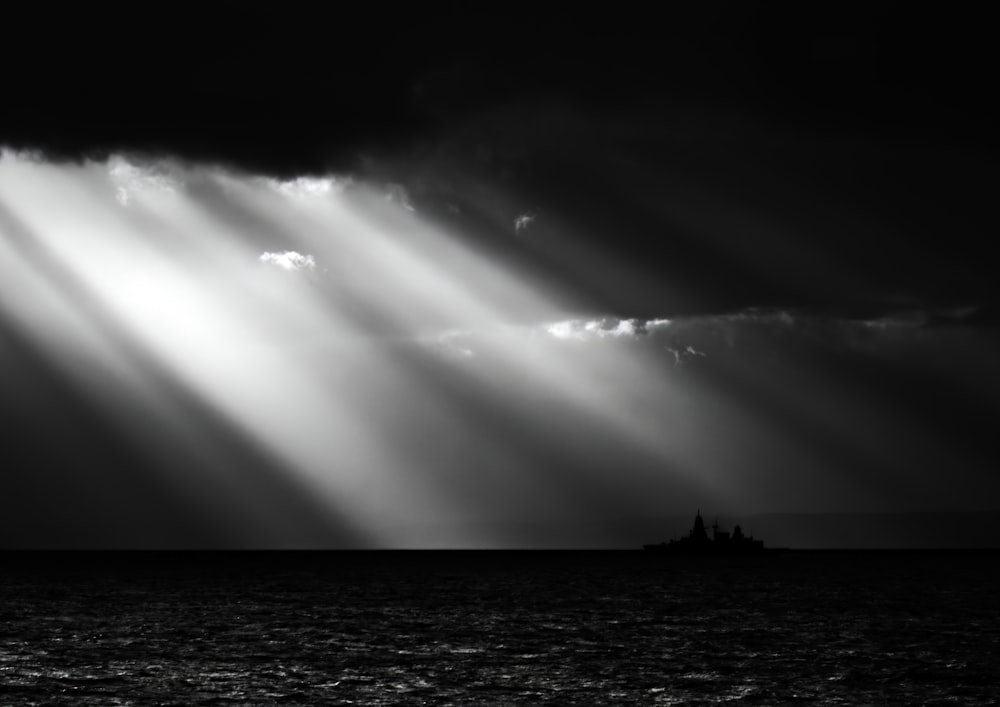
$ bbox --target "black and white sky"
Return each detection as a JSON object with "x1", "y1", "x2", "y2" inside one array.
[{"x1": 1, "y1": 3, "x2": 998, "y2": 547}]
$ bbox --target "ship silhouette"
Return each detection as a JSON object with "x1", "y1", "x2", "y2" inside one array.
[{"x1": 643, "y1": 510, "x2": 787, "y2": 555}]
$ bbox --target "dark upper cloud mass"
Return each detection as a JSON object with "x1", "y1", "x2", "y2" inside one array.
[
  {"x1": 3, "y1": 3, "x2": 994, "y2": 157},
  {"x1": 3, "y1": 2, "x2": 994, "y2": 315}
]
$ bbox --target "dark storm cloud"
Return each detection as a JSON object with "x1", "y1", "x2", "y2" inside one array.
[
  {"x1": 4, "y1": 4, "x2": 994, "y2": 169},
  {"x1": 362, "y1": 94, "x2": 997, "y2": 320},
  {"x1": 2, "y1": 5, "x2": 998, "y2": 548},
  {"x1": 4, "y1": 5, "x2": 995, "y2": 310}
]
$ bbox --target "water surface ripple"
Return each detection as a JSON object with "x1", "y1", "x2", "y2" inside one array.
[{"x1": 2, "y1": 551, "x2": 998, "y2": 705}]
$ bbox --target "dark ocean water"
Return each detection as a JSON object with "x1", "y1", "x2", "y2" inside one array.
[{"x1": 2, "y1": 550, "x2": 999, "y2": 705}]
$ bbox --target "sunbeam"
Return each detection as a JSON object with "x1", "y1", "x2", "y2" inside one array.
[
  {"x1": 3, "y1": 9, "x2": 1000, "y2": 707},
  {"x1": 2, "y1": 146, "x2": 998, "y2": 548},
  {"x1": 0, "y1": 152, "x2": 721, "y2": 546}
]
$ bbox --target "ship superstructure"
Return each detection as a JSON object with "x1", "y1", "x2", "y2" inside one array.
[{"x1": 643, "y1": 510, "x2": 777, "y2": 555}]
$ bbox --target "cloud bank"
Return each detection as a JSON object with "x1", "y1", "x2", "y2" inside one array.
[{"x1": 417, "y1": 308, "x2": 989, "y2": 365}]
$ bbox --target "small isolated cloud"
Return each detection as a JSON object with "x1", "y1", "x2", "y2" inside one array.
[
  {"x1": 259, "y1": 251, "x2": 316, "y2": 271},
  {"x1": 514, "y1": 213, "x2": 535, "y2": 233}
]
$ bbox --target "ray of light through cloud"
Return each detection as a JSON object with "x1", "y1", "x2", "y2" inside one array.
[
  {"x1": 0, "y1": 150, "x2": 738, "y2": 546},
  {"x1": 2, "y1": 147, "x2": 996, "y2": 547}
]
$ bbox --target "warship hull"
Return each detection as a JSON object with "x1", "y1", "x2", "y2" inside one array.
[
  {"x1": 642, "y1": 542, "x2": 788, "y2": 556},
  {"x1": 643, "y1": 512, "x2": 786, "y2": 556}
]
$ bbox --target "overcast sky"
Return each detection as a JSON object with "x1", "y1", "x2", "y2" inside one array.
[{"x1": 1, "y1": 4, "x2": 997, "y2": 547}]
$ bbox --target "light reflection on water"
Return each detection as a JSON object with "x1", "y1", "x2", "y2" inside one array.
[{"x1": 1, "y1": 551, "x2": 999, "y2": 705}]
